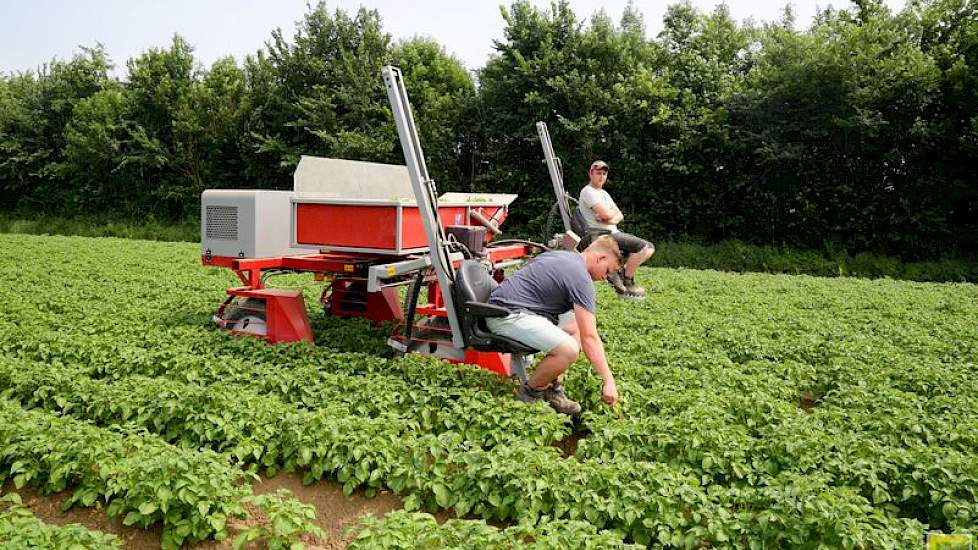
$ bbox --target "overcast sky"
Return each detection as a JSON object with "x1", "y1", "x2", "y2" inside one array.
[{"x1": 1, "y1": 0, "x2": 908, "y2": 76}]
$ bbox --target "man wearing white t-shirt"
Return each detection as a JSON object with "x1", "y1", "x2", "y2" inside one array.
[{"x1": 578, "y1": 160, "x2": 655, "y2": 299}]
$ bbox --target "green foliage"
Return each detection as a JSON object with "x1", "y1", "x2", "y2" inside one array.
[
  {"x1": 1, "y1": 1, "x2": 976, "y2": 260},
  {"x1": 0, "y1": 45, "x2": 114, "y2": 212},
  {"x1": 652, "y1": 239, "x2": 978, "y2": 282},
  {"x1": 1, "y1": 233, "x2": 976, "y2": 547},
  {"x1": 393, "y1": 37, "x2": 475, "y2": 190},
  {"x1": 0, "y1": 397, "x2": 251, "y2": 549},
  {"x1": 0, "y1": 214, "x2": 199, "y2": 242},
  {"x1": 349, "y1": 510, "x2": 643, "y2": 548},
  {"x1": 472, "y1": 0, "x2": 976, "y2": 258},
  {"x1": 234, "y1": 490, "x2": 326, "y2": 550},
  {"x1": 0, "y1": 493, "x2": 121, "y2": 549},
  {"x1": 241, "y1": 2, "x2": 395, "y2": 186}
]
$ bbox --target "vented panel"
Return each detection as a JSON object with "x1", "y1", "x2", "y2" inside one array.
[{"x1": 206, "y1": 205, "x2": 238, "y2": 240}]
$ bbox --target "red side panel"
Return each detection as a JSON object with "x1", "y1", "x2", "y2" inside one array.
[
  {"x1": 398, "y1": 206, "x2": 468, "y2": 249},
  {"x1": 226, "y1": 287, "x2": 313, "y2": 344},
  {"x1": 295, "y1": 202, "x2": 477, "y2": 252},
  {"x1": 296, "y1": 203, "x2": 398, "y2": 249},
  {"x1": 399, "y1": 207, "x2": 427, "y2": 249},
  {"x1": 267, "y1": 291, "x2": 314, "y2": 344},
  {"x1": 439, "y1": 207, "x2": 469, "y2": 232}
]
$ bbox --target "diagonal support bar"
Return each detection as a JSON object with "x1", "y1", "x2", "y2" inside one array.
[
  {"x1": 382, "y1": 65, "x2": 464, "y2": 351},
  {"x1": 537, "y1": 121, "x2": 572, "y2": 233}
]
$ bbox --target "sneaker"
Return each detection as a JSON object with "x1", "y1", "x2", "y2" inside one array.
[
  {"x1": 622, "y1": 275, "x2": 646, "y2": 300},
  {"x1": 516, "y1": 383, "x2": 582, "y2": 416},
  {"x1": 606, "y1": 270, "x2": 627, "y2": 294}
]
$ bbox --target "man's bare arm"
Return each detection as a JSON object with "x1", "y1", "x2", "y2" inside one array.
[
  {"x1": 591, "y1": 203, "x2": 624, "y2": 224},
  {"x1": 573, "y1": 305, "x2": 619, "y2": 405}
]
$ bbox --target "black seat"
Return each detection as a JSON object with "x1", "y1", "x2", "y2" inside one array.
[
  {"x1": 454, "y1": 260, "x2": 537, "y2": 354},
  {"x1": 572, "y1": 204, "x2": 613, "y2": 251},
  {"x1": 569, "y1": 201, "x2": 589, "y2": 238}
]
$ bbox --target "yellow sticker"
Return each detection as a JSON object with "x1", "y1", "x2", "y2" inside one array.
[
  {"x1": 344, "y1": 264, "x2": 354, "y2": 273},
  {"x1": 927, "y1": 533, "x2": 973, "y2": 550},
  {"x1": 387, "y1": 266, "x2": 397, "y2": 277}
]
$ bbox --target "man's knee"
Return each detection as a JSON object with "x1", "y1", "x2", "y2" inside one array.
[
  {"x1": 548, "y1": 339, "x2": 579, "y2": 365},
  {"x1": 640, "y1": 242, "x2": 655, "y2": 259}
]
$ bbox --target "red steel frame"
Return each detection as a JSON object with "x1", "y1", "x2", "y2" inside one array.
[{"x1": 202, "y1": 242, "x2": 534, "y2": 376}]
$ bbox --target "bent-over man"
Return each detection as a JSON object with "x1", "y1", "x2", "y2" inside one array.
[{"x1": 486, "y1": 235, "x2": 623, "y2": 415}]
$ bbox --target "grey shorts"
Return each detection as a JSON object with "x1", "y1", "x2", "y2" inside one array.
[
  {"x1": 582, "y1": 230, "x2": 653, "y2": 255},
  {"x1": 611, "y1": 231, "x2": 654, "y2": 255},
  {"x1": 485, "y1": 311, "x2": 576, "y2": 353}
]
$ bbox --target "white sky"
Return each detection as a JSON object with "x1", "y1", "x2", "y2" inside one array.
[{"x1": 1, "y1": 0, "x2": 908, "y2": 76}]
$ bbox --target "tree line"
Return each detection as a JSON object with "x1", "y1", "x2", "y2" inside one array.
[{"x1": 1, "y1": 0, "x2": 975, "y2": 260}]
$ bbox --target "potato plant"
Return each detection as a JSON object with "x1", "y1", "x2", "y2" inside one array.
[
  {"x1": 0, "y1": 493, "x2": 121, "y2": 549},
  {"x1": 0, "y1": 233, "x2": 976, "y2": 548}
]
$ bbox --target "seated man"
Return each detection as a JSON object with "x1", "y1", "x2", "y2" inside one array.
[
  {"x1": 578, "y1": 160, "x2": 655, "y2": 299},
  {"x1": 485, "y1": 235, "x2": 623, "y2": 415}
]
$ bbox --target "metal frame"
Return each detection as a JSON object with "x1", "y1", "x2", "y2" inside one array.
[
  {"x1": 536, "y1": 121, "x2": 573, "y2": 234},
  {"x1": 383, "y1": 65, "x2": 464, "y2": 351},
  {"x1": 202, "y1": 67, "x2": 540, "y2": 377}
]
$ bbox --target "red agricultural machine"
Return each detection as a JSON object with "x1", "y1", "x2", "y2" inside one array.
[{"x1": 200, "y1": 67, "x2": 577, "y2": 381}]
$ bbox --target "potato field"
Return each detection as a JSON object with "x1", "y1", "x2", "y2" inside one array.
[{"x1": 0, "y1": 233, "x2": 976, "y2": 549}]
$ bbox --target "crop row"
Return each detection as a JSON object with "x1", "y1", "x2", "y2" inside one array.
[
  {"x1": 571, "y1": 358, "x2": 978, "y2": 532},
  {"x1": 0, "y1": 322, "x2": 569, "y2": 449},
  {"x1": 0, "y1": 353, "x2": 566, "y2": 474},
  {"x1": 0, "y1": 355, "x2": 424, "y2": 496},
  {"x1": 349, "y1": 510, "x2": 643, "y2": 549},
  {"x1": 0, "y1": 493, "x2": 121, "y2": 549},
  {"x1": 0, "y1": 398, "x2": 320, "y2": 549},
  {"x1": 388, "y1": 432, "x2": 924, "y2": 548}
]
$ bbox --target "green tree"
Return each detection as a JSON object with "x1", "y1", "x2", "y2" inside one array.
[
  {"x1": 122, "y1": 34, "x2": 202, "y2": 217},
  {"x1": 241, "y1": 2, "x2": 395, "y2": 189},
  {"x1": 392, "y1": 37, "x2": 475, "y2": 191},
  {"x1": 910, "y1": 0, "x2": 978, "y2": 255},
  {"x1": 727, "y1": 3, "x2": 942, "y2": 255},
  {"x1": 0, "y1": 45, "x2": 113, "y2": 213},
  {"x1": 473, "y1": 1, "x2": 677, "y2": 233}
]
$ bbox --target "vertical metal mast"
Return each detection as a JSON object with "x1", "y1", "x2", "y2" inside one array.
[
  {"x1": 382, "y1": 65, "x2": 464, "y2": 350},
  {"x1": 536, "y1": 121, "x2": 572, "y2": 233}
]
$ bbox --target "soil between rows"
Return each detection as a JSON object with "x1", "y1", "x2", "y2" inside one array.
[{"x1": 1, "y1": 471, "x2": 404, "y2": 549}]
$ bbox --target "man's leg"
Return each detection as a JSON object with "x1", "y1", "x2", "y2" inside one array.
[
  {"x1": 485, "y1": 312, "x2": 582, "y2": 415},
  {"x1": 526, "y1": 340, "x2": 577, "y2": 390},
  {"x1": 548, "y1": 311, "x2": 580, "y2": 386},
  {"x1": 623, "y1": 243, "x2": 654, "y2": 278},
  {"x1": 613, "y1": 232, "x2": 654, "y2": 277},
  {"x1": 559, "y1": 311, "x2": 581, "y2": 347},
  {"x1": 612, "y1": 232, "x2": 654, "y2": 298}
]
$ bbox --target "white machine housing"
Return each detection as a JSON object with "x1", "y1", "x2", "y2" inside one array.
[
  {"x1": 200, "y1": 156, "x2": 516, "y2": 259},
  {"x1": 200, "y1": 189, "x2": 308, "y2": 259}
]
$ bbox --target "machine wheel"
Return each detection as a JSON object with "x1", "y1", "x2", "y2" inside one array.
[{"x1": 224, "y1": 298, "x2": 267, "y2": 336}]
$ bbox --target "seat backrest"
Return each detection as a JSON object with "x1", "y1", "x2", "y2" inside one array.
[
  {"x1": 455, "y1": 260, "x2": 497, "y2": 304},
  {"x1": 454, "y1": 260, "x2": 498, "y2": 347},
  {"x1": 570, "y1": 205, "x2": 589, "y2": 237}
]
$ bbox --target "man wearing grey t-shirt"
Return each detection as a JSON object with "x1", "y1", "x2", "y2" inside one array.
[
  {"x1": 578, "y1": 160, "x2": 655, "y2": 299},
  {"x1": 487, "y1": 236, "x2": 623, "y2": 415}
]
